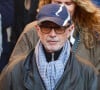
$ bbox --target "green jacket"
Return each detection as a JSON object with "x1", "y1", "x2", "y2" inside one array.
[{"x1": 0, "y1": 49, "x2": 98, "y2": 90}]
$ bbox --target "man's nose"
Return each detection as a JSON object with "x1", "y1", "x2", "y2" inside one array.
[{"x1": 49, "y1": 29, "x2": 56, "y2": 37}]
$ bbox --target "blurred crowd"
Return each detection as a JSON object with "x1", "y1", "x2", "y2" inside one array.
[{"x1": 0, "y1": 0, "x2": 39, "y2": 72}]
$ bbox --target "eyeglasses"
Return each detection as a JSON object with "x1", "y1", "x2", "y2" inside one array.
[{"x1": 39, "y1": 24, "x2": 71, "y2": 34}]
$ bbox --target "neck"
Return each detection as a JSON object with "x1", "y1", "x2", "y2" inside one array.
[{"x1": 43, "y1": 46, "x2": 63, "y2": 62}]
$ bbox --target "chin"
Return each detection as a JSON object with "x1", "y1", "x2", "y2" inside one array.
[{"x1": 47, "y1": 47, "x2": 61, "y2": 52}]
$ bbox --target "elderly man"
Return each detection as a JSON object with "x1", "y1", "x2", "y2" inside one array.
[{"x1": 0, "y1": 4, "x2": 98, "y2": 90}]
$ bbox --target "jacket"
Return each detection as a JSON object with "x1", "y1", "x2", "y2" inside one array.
[
  {"x1": 11, "y1": 0, "x2": 39, "y2": 44},
  {"x1": 0, "y1": 49, "x2": 98, "y2": 90},
  {"x1": 10, "y1": 27, "x2": 39, "y2": 61},
  {"x1": 73, "y1": 31, "x2": 100, "y2": 72},
  {"x1": 0, "y1": 0, "x2": 14, "y2": 28}
]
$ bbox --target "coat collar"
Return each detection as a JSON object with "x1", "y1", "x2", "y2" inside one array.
[
  {"x1": 22, "y1": 49, "x2": 73, "y2": 90},
  {"x1": 23, "y1": 49, "x2": 46, "y2": 90}
]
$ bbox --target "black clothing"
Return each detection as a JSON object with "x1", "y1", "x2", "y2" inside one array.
[
  {"x1": 0, "y1": 0, "x2": 14, "y2": 72},
  {"x1": 43, "y1": 46, "x2": 63, "y2": 62},
  {"x1": 11, "y1": 0, "x2": 39, "y2": 45}
]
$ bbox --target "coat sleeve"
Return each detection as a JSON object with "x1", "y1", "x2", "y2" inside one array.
[
  {"x1": 0, "y1": 65, "x2": 12, "y2": 90},
  {"x1": 88, "y1": 68, "x2": 99, "y2": 90},
  {"x1": 9, "y1": 24, "x2": 39, "y2": 61}
]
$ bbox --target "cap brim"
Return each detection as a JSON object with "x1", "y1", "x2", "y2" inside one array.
[{"x1": 38, "y1": 17, "x2": 64, "y2": 26}]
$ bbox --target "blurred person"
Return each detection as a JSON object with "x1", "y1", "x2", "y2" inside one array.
[
  {"x1": 11, "y1": 0, "x2": 39, "y2": 46},
  {"x1": 0, "y1": 14, "x2": 2, "y2": 57},
  {"x1": 0, "y1": 0, "x2": 14, "y2": 28},
  {"x1": 0, "y1": 0, "x2": 39, "y2": 73},
  {"x1": 0, "y1": 0, "x2": 14, "y2": 72},
  {"x1": 0, "y1": 4, "x2": 98, "y2": 90},
  {"x1": 10, "y1": 0, "x2": 100, "y2": 72}
]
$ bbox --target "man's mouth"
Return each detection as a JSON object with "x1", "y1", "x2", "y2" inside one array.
[{"x1": 48, "y1": 40, "x2": 58, "y2": 45}]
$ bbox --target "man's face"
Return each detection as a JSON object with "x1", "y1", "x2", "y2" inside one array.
[
  {"x1": 37, "y1": 22, "x2": 74, "y2": 53},
  {"x1": 52, "y1": 0, "x2": 75, "y2": 16}
]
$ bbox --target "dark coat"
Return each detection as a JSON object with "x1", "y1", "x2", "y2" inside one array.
[
  {"x1": 0, "y1": 49, "x2": 98, "y2": 90},
  {"x1": 0, "y1": 0, "x2": 14, "y2": 72},
  {"x1": 11, "y1": 0, "x2": 39, "y2": 44},
  {"x1": 0, "y1": 0, "x2": 14, "y2": 28}
]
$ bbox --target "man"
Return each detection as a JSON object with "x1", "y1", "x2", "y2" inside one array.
[
  {"x1": 0, "y1": 4, "x2": 98, "y2": 90},
  {"x1": 10, "y1": 0, "x2": 100, "y2": 73},
  {"x1": 9, "y1": 0, "x2": 76, "y2": 61}
]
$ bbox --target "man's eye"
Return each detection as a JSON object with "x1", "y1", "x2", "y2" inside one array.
[
  {"x1": 53, "y1": 1, "x2": 62, "y2": 4},
  {"x1": 65, "y1": 2, "x2": 73, "y2": 5}
]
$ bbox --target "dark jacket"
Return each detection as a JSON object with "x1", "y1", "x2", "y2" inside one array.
[
  {"x1": 0, "y1": 0, "x2": 14, "y2": 72},
  {"x1": 11, "y1": 0, "x2": 39, "y2": 44},
  {"x1": 0, "y1": 0, "x2": 14, "y2": 28},
  {"x1": 0, "y1": 49, "x2": 98, "y2": 90}
]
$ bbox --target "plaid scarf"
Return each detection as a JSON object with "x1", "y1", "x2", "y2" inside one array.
[{"x1": 35, "y1": 40, "x2": 70, "y2": 90}]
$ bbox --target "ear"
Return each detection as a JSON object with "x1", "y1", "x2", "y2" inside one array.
[
  {"x1": 69, "y1": 23, "x2": 75, "y2": 32},
  {"x1": 34, "y1": 24, "x2": 40, "y2": 31},
  {"x1": 34, "y1": 24, "x2": 41, "y2": 37}
]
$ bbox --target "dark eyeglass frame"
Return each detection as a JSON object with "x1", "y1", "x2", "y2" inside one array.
[{"x1": 39, "y1": 24, "x2": 71, "y2": 34}]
